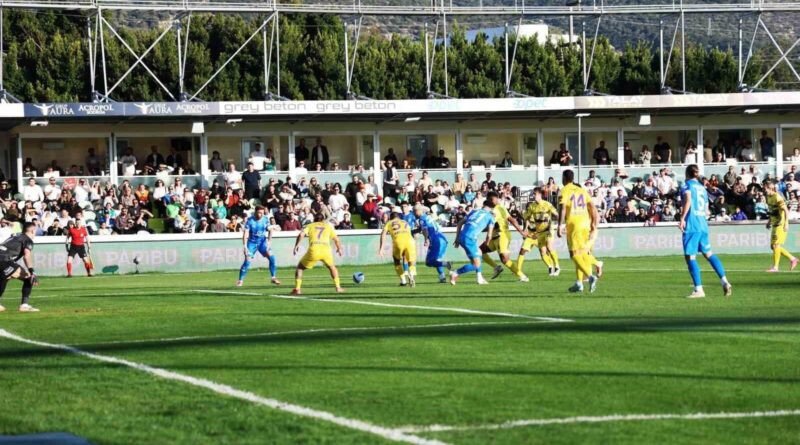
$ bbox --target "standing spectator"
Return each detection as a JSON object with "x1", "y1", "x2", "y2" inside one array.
[
  {"x1": 224, "y1": 163, "x2": 242, "y2": 191},
  {"x1": 759, "y1": 130, "x2": 775, "y2": 160},
  {"x1": 166, "y1": 147, "x2": 183, "y2": 171},
  {"x1": 638, "y1": 145, "x2": 652, "y2": 166},
  {"x1": 499, "y1": 151, "x2": 514, "y2": 168},
  {"x1": 210, "y1": 151, "x2": 225, "y2": 172},
  {"x1": 86, "y1": 147, "x2": 102, "y2": 175},
  {"x1": 556, "y1": 143, "x2": 572, "y2": 165},
  {"x1": 119, "y1": 148, "x2": 137, "y2": 176},
  {"x1": 311, "y1": 137, "x2": 329, "y2": 170},
  {"x1": 623, "y1": 142, "x2": 633, "y2": 165},
  {"x1": 593, "y1": 141, "x2": 611, "y2": 165},
  {"x1": 434, "y1": 149, "x2": 451, "y2": 168},
  {"x1": 739, "y1": 140, "x2": 756, "y2": 162},
  {"x1": 404, "y1": 149, "x2": 417, "y2": 167},
  {"x1": 145, "y1": 145, "x2": 164, "y2": 174},
  {"x1": 23, "y1": 178, "x2": 44, "y2": 203},
  {"x1": 295, "y1": 138, "x2": 309, "y2": 166},
  {"x1": 383, "y1": 159, "x2": 398, "y2": 198},
  {"x1": 241, "y1": 162, "x2": 261, "y2": 200},
  {"x1": 788, "y1": 147, "x2": 800, "y2": 164},
  {"x1": 654, "y1": 136, "x2": 671, "y2": 163},
  {"x1": 248, "y1": 143, "x2": 267, "y2": 170},
  {"x1": 684, "y1": 140, "x2": 699, "y2": 165},
  {"x1": 384, "y1": 148, "x2": 399, "y2": 166},
  {"x1": 264, "y1": 148, "x2": 277, "y2": 171}
]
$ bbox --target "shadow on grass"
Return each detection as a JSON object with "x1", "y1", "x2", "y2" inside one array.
[{"x1": 1, "y1": 316, "x2": 799, "y2": 360}]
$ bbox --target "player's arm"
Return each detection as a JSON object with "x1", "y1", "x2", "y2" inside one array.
[
  {"x1": 557, "y1": 203, "x2": 566, "y2": 238},
  {"x1": 454, "y1": 219, "x2": 465, "y2": 247},
  {"x1": 587, "y1": 199, "x2": 599, "y2": 238},
  {"x1": 333, "y1": 231, "x2": 344, "y2": 257},
  {"x1": 293, "y1": 230, "x2": 305, "y2": 255},
  {"x1": 485, "y1": 222, "x2": 495, "y2": 245},
  {"x1": 242, "y1": 226, "x2": 251, "y2": 257},
  {"x1": 267, "y1": 224, "x2": 273, "y2": 245},
  {"x1": 378, "y1": 225, "x2": 388, "y2": 257},
  {"x1": 507, "y1": 215, "x2": 527, "y2": 238},
  {"x1": 780, "y1": 201, "x2": 789, "y2": 231},
  {"x1": 23, "y1": 247, "x2": 37, "y2": 284},
  {"x1": 679, "y1": 189, "x2": 691, "y2": 232},
  {"x1": 64, "y1": 230, "x2": 72, "y2": 250}
]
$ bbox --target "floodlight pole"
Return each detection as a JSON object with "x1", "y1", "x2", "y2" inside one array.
[
  {"x1": 442, "y1": 9, "x2": 449, "y2": 97},
  {"x1": 98, "y1": 7, "x2": 109, "y2": 102},
  {"x1": 581, "y1": 21, "x2": 586, "y2": 91},
  {"x1": 737, "y1": 18, "x2": 743, "y2": 86},
  {"x1": 659, "y1": 20, "x2": 664, "y2": 87},
  {"x1": 680, "y1": 9, "x2": 686, "y2": 93}
]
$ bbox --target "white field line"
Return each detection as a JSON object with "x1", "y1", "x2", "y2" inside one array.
[
  {"x1": 72, "y1": 320, "x2": 539, "y2": 346},
  {"x1": 268, "y1": 294, "x2": 573, "y2": 323},
  {"x1": 398, "y1": 409, "x2": 800, "y2": 433},
  {"x1": 0, "y1": 328, "x2": 446, "y2": 445}
]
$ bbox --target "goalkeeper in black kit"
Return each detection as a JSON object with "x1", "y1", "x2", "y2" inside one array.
[{"x1": 0, "y1": 222, "x2": 40, "y2": 313}]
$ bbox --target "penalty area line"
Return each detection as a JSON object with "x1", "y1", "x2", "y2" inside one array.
[
  {"x1": 397, "y1": 409, "x2": 800, "y2": 433},
  {"x1": 72, "y1": 320, "x2": 540, "y2": 346},
  {"x1": 268, "y1": 294, "x2": 573, "y2": 323},
  {"x1": 0, "y1": 328, "x2": 447, "y2": 445}
]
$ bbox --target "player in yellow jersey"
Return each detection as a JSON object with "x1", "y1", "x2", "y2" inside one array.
[
  {"x1": 291, "y1": 213, "x2": 345, "y2": 295},
  {"x1": 765, "y1": 181, "x2": 798, "y2": 272},
  {"x1": 518, "y1": 187, "x2": 561, "y2": 277},
  {"x1": 557, "y1": 169, "x2": 600, "y2": 293},
  {"x1": 480, "y1": 193, "x2": 529, "y2": 282},
  {"x1": 379, "y1": 211, "x2": 418, "y2": 287}
]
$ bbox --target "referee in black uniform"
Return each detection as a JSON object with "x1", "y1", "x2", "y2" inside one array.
[{"x1": 0, "y1": 222, "x2": 39, "y2": 313}]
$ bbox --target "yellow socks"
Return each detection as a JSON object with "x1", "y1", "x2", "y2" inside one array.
[
  {"x1": 394, "y1": 264, "x2": 405, "y2": 278},
  {"x1": 774, "y1": 247, "x2": 795, "y2": 267},
  {"x1": 503, "y1": 260, "x2": 523, "y2": 278},
  {"x1": 294, "y1": 279, "x2": 302, "y2": 290},
  {"x1": 482, "y1": 254, "x2": 499, "y2": 269},
  {"x1": 409, "y1": 264, "x2": 417, "y2": 276},
  {"x1": 516, "y1": 255, "x2": 526, "y2": 274},
  {"x1": 333, "y1": 277, "x2": 341, "y2": 288},
  {"x1": 572, "y1": 254, "x2": 593, "y2": 279},
  {"x1": 541, "y1": 251, "x2": 553, "y2": 268},
  {"x1": 550, "y1": 251, "x2": 560, "y2": 268}
]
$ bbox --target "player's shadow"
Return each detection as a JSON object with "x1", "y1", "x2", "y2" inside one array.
[{"x1": 1, "y1": 315, "x2": 799, "y2": 360}]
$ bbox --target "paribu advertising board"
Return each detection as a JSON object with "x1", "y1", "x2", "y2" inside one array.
[{"x1": 30, "y1": 223, "x2": 797, "y2": 277}]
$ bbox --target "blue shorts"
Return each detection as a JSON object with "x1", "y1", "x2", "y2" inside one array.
[
  {"x1": 246, "y1": 238, "x2": 271, "y2": 258},
  {"x1": 427, "y1": 234, "x2": 448, "y2": 264},
  {"x1": 458, "y1": 234, "x2": 481, "y2": 260},
  {"x1": 682, "y1": 231, "x2": 711, "y2": 256}
]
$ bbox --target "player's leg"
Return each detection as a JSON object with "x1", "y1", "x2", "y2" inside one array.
[
  {"x1": 66, "y1": 254, "x2": 74, "y2": 277},
  {"x1": 291, "y1": 265, "x2": 306, "y2": 295},
  {"x1": 259, "y1": 240, "x2": 280, "y2": 284},
  {"x1": 683, "y1": 232, "x2": 706, "y2": 298},
  {"x1": 237, "y1": 242, "x2": 257, "y2": 286},
  {"x1": 497, "y1": 234, "x2": 525, "y2": 280},
  {"x1": 516, "y1": 240, "x2": 531, "y2": 278},
  {"x1": 769, "y1": 227, "x2": 797, "y2": 271},
  {"x1": 392, "y1": 247, "x2": 407, "y2": 286},
  {"x1": 406, "y1": 246, "x2": 418, "y2": 287},
  {"x1": 702, "y1": 248, "x2": 732, "y2": 297},
  {"x1": 538, "y1": 245, "x2": 553, "y2": 272},
  {"x1": 0, "y1": 265, "x2": 18, "y2": 312},
  {"x1": 321, "y1": 255, "x2": 343, "y2": 292},
  {"x1": 426, "y1": 235, "x2": 449, "y2": 282},
  {"x1": 79, "y1": 248, "x2": 93, "y2": 276},
  {"x1": 480, "y1": 242, "x2": 500, "y2": 270},
  {"x1": 452, "y1": 240, "x2": 486, "y2": 284},
  {"x1": 14, "y1": 268, "x2": 38, "y2": 312}
]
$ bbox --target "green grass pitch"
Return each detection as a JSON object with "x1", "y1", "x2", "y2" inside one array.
[{"x1": 0, "y1": 254, "x2": 799, "y2": 444}]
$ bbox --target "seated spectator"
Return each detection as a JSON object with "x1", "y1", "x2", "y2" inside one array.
[
  {"x1": 434, "y1": 149, "x2": 451, "y2": 169},
  {"x1": 499, "y1": 151, "x2": 514, "y2": 168},
  {"x1": 788, "y1": 147, "x2": 800, "y2": 164},
  {"x1": 227, "y1": 214, "x2": 243, "y2": 232},
  {"x1": 337, "y1": 212, "x2": 354, "y2": 230},
  {"x1": 173, "y1": 207, "x2": 195, "y2": 233},
  {"x1": 714, "y1": 208, "x2": 731, "y2": 222},
  {"x1": 23, "y1": 178, "x2": 44, "y2": 202},
  {"x1": 731, "y1": 207, "x2": 748, "y2": 221},
  {"x1": 739, "y1": 140, "x2": 756, "y2": 162},
  {"x1": 116, "y1": 207, "x2": 136, "y2": 234}
]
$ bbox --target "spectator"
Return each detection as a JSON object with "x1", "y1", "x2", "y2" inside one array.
[
  {"x1": 295, "y1": 138, "x2": 309, "y2": 166},
  {"x1": 145, "y1": 145, "x2": 164, "y2": 174},
  {"x1": 281, "y1": 211, "x2": 302, "y2": 231},
  {"x1": 242, "y1": 163, "x2": 261, "y2": 200},
  {"x1": 714, "y1": 208, "x2": 731, "y2": 222},
  {"x1": 482, "y1": 172, "x2": 496, "y2": 190},
  {"x1": 638, "y1": 145, "x2": 652, "y2": 166},
  {"x1": 684, "y1": 140, "x2": 698, "y2": 164},
  {"x1": 739, "y1": 140, "x2": 756, "y2": 162},
  {"x1": 224, "y1": 162, "x2": 242, "y2": 191},
  {"x1": 384, "y1": 148, "x2": 399, "y2": 166},
  {"x1": 500, "y1": 151, "x2": 514, "y2": 168},
  {"x1": 23, "y1": 178, "x2": 44, "y2": 202},
  {"x1": 759, "y1": 130, "x2": 775, "y2": 160},
  {"x1": 44, "y1": 178, "x2": 61, "y2": 203},
  {"x1": 311, "y1": 137, "x2": 329, "y2": 170},
  {"x1": 166, "y1": 147, "x2": 183, "y2": 171},
  {"x1": 173, "y1": 207, "x2": 195, "y2": 233},
  {"x1": 731, "y1": 206, "x2": 748, "y2": 221},
  {"x1": 593, "y1": 141, "x2": 611, "y2": 165},
  {"x1": 264, "y1": 148, "x2": 277, "y2": 171},
  {"x1": 654, "y1": 136, "x2": 671, "y2": 163},
  {"x1": 788, "y1": 147, "x2": 800, "y2": 164},
  {"x1": 383, "y1": 159, "x2": 398, "y2": 198},
  {"x1": 622, "y1": 142, "x2": 633, "y2": 165},
  {"x1": 404, "y1": 149, "x2": 417, "y2": 167},
  {"x1": 210, "y1": 151, "x2": 225, "y2": 172},
  {"x1": 337, "y1": 212, "x2": 354, "y2": 230},
  {"x1": 116, "y1": 207, "x2": 135, "y2": 234},
  {"x1": 557, "y1": 143, "x2": 572, "y2": 166},
  {"x1": 119, "y1": 148, "x2": 137, "y2": 176},
  {"x1": 86, "y1": 147, "x2": 102, "y2": 175},
  {"x1": 434, "y1": 149, "x2": 451, "y2": 168},
  {"x1": 248, "y1": 143, "x2": 267, "y2": 170}
]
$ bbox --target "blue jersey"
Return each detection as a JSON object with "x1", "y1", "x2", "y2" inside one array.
[
  {"x1": 245, "y1": 216, "x2": 270, "y2": 242},
  {"x1": 417, "y1": 213, "x2": 443, "y2": 238},
  {"x1": 681, "y1": 179, "x2": 709, "y2": 234},
  {"x1": 461, "y1": 208, "x2": 496, "y2": 241},
  {"x1": 402, "y1": 212, "x2": 417, "y2": 232}
]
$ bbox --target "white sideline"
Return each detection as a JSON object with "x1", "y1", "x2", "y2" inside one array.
[
  {"x1": 397, "y1": 409, "x2": 800, "y2": 433},
  {"x1": 0, "y1": 328, "x2": 447, "y2": 445},
  {"x1": 268, "y1": 294, "x2": 573, "y2": 323},
  {"x1": 72, "y1": 320, "x2": 539, "y2": 346}
]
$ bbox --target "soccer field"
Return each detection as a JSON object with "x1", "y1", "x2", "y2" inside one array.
[{"x1": 0, "y1": 254, "x2": 798, "y2": 444}]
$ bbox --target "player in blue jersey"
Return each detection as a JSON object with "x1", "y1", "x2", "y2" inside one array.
[
  {"x1": 450, "y1": 191, "x2": 497, "y2": 285},
  {"x1": 414, "y1": 204, "x2": 452, "y2": 283},
  {"x1": 237, "y1": 206, "x2": 281, "y2": 287},
  {"x1": 679, "y1": 164, "x2": 732, "y2": 298}
]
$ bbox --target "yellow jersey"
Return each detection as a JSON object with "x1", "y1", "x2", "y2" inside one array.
[
  {"x1": 560, "y1": 183, "x2": 592, "y2": 226},
  {"x1": 304, "y1": 221, "x2": 337, "y2": 248},
  {"x1": 383, "y1": 218, "x2": 414, "y2": 245},
  {"x1": 493, "y1": 204, "x2": 512, "y2": 238},
  {"x1": 523, "y1": 200, "x2": 558, "y2": 234},
  {"x1": 767, "y1": 193, "x2": 787, "y2": 226}
]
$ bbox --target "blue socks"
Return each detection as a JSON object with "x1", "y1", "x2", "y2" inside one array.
[
  {"x1": 268, "y1": 255, "x2": 277, "y2": 278},
  {"x1": 456, "y1": 263, "x2": 482, "y2": 275},
  {"x1": 240, "y1": 255, "x2": 278, "y2": 281},
  {"x1": 707, "y1": 254, "x2": 726, "y2": 280},
  {"x1": 239, "y1": 259, "x2": 251, "y2": 281},
  {"x1": 402, "y1": 262, "x2": 409, "y2": 272},
  {"x1": 686, "y1": 258, "x2": 702, "y2": 287}
]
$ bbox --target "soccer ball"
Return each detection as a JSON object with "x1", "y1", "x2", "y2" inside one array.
[{"x1": 352, "y1": 272, "x2": 365, "y2": 284}]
